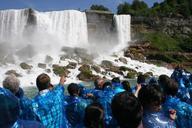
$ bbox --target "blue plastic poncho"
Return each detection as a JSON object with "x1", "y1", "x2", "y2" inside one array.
[
  {"x1": 96, "y1": 86, "x2": 115, "y2": 127},
  {"x1": 112, "y1": 82, "x2": 125, "y2": 94},
  {"x1": 163, "y1": 96, "x2": 192, "y2": 128},
  {"x1": 143, "y1": 110, "x2": 176, "y2": 128},
  {"x1": 65, "y1": 95, "x2": 91, "y2": 127},
  {"x1": 0, "y1": 87, "x2": 44, "y2": 128},
  {"x1": 32, "y1": 84, "x2": 70, "y2": 128},
  {"x1": 15, "y1": 88, "x2": 39, "y2": 121}
]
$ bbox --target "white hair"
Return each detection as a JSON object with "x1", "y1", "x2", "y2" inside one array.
[{"x1": 3, "y1": 74, "x2": 20, "y2": 94}]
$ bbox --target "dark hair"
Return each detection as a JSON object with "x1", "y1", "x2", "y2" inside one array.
[
  {"x1": 103, "y1": 81, "x2": 112, "y2": 89},
  {"x1": 94, "y1": 78, "x2": 104, "y2": 90},
  {"x1": 138, "y1": 84, "x2": 163, "y2": 110},
  {"x1": 163, "y1": 79, "x2": 178, "y2": 96},
  {"x1": 137, "y1": 74, "x2": 145, "y2": 84},
  {"x1": 67, "y1": 83, "x2": 80, "y2": 96},
  {"x1": 121, "y1": 80, "x2": 131, "y2": 92},
  {"x1": 148, "y1": 77, "x2": 158, "y2": 85},
  {"x1": 84, "y1": 102, "x2": 104, "y2": 128},
  {"x1": 111, "y1": 92, "x2": 143, "y2": 128},
  {"x1": 36, "y1": 73, "x2": 50, "y2": 91},
  {"x1": 112, "y1": 77, "x2": 120, "y2": 83}
]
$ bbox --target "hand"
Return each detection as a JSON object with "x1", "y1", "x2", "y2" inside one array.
[
  {"x1": 59, "y1": 75, "x2": 66, "y2": 85},
  {"x1": 86, "y1": 93, "x2": 94, "y2": 98},
  {"x1": 169, "y1": 109, "x2": 177, "y2": 120},
  {"x1": 134, "y1": 84, "x2": 142, "y2": 97},
  {"x1": 136, "y1": 84, "x2": 142, "y2": 91}
]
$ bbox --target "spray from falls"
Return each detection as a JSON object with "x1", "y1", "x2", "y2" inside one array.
[
  {"x1": 0, "y1": 9, "x2": 90, "y2": 62},
  {"x1": 0, "y1": 9, "x2": 172, "y2": 87},
  {"x1": 0, "y1": 9, "x2": 131, "y2": 63}
]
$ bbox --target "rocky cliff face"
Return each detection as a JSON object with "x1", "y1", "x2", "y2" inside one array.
[
  {"x1": 85, "y1": 10, "x2": 118, "y2": 46},
  {"x1": 131, "y1": 16, "x2": 192, "y2": 38}
]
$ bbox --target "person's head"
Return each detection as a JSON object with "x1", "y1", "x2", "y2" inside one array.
[
  {"x1": 148, "y1": 77, "x2": 158, "y2": 85},
  {"x1": 94, "y1": 78, "x2": 105, "y2": 90},
  {"x1": 138, "y1": 84, "x2": 163, "y2": 112},
  {"x1": 0, "y1": 88, "x2": 20, "y2": 127},
  {"x1": 36, "y1": 73, "x2": 51, "y2": 91},
  {"x1": 103, "y1": 81, "x2": 112, "y2": 89},
  {"x1": 111, "y1": 92, "x2": 143, "y2": 128},
  {"x1": 84, "y1": 102, "x2": 104, "y2": 128},
  {"x1": 158, "y1": 75, "x2": 170, "y2": 90},
  {"x1": 137, "y1": 74, "x2": 146, "y2": 85},
  {"x1": 121, "y1": 80, "x2": 131, "y2": 92},
  {"x1": 163, "y1": 79, "x2": 178, "y2": 96},
  {"x1": 67, "y1": 83, "x2": 80, "y2": 96},
  {"x1": 3, "y1": 74, "x2": 20, "y2": 94},
  {"x1": 112, "y1": 77, "x2": 120, "y2": 84}
]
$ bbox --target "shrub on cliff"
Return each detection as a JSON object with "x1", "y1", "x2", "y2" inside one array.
[
  {"x1": 143, "y1": 32, "x2": 181, "y2": 51},
  {"x1": 90, "y1": 4, "x2": 110, "y2": 12},
  {"x1": 117, "y1": 1, "x2": 148, "y2": 16},
  {"x1": 179, "y1": 37, "x2": 192, "y2": 52}
]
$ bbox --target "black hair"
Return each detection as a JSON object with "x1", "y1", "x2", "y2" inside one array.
[
  {"x1": 137, "y1": 74, "x2": 146, "y2": 84},
  {"x1": 158, "y1": 75, "x2": 170, "y2": 91},
  {"x1": 111, "y1": 77, "x2": 120, "y2": 83},
  {"x1": 121, "y1": 80, "x2": 131, "y2": 92},
  {"x1": 111, "y1": 92, "x2": 143, "y2": 128},
  {"x1": 94, "y1": 78, "x2": 104, "y2": 90},
  {"x1": 36, "y1": 73, "x2": 50, "y2": 91},
  {"x1": 84, "y1": 102, "x2": 104, "y2": 128},
  {"x1": 138, "y1": 84, "x2": 163, "y2": 111},
  {"x1": 163, "y1": 79, "x2": 178, "y2": 96},
  {"x1": 103, "y1": 81, "x2": 112, "y2": 89},
  {"x1": 67, "y1": 83, "x2": 80, "y2": 96},
  {"x1": 148, "y1": 77, "x2": 158, "y2": 85}
]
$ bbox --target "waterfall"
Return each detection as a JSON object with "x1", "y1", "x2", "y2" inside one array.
[
  {"x1": 0, "y1": 9, "x2": 27, "y2": 42},
  {"x1": 114, "y1": 15, "x2": 131, "y2": 50},
  {"x1": 0, "y1": 9, "x2": 131, "y2": 62},
  {"x1": 0, "y1": 9, "x2": 89, "y2": 61},
  {"x1": 35, "y1": 10, "x2": 88, "y2": 47}
]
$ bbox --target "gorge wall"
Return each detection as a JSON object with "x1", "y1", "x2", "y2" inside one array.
[{"x1": 131, "y1": 16, "x2": 192, "y2": 39}]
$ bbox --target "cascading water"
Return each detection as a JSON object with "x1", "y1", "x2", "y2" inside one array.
[
  {"x1": 0, "y1": 9, "x2": 131, "y2": 61},
  {"x1": 0, "y1": 8, "x2": 172, "y2": 88},
  {"x1": 0, "y1": 9, "x2": 27, "y2": 41},
  {"x1": 114, "y1": 15, "x2": 131, "y2": 51},
  {"x1": 35, "y1": 10, "x2": 88, "y2": 48},
  {"x1": 0, "y1": 9, "x2": 89, "y2": 62}
]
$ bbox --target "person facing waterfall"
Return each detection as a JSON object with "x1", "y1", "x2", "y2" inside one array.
[
  {"x1": 31, "y1": 73, "x2": 70, "y2": 128},
  {"x1": 65, "y1": 83, "x2": 92, "y2": 127},
  {"x1": 0, "y1": 87, "x2": 44, "y2": 128},
  {"x1": 2, "y1": 74, "x2": 38, "y2": 121}
]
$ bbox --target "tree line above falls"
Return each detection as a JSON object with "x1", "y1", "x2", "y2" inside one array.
[{"x1": 90, "y1": 0, "x2": 192, "y2": 17}]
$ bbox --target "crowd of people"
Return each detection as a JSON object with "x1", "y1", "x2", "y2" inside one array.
[{"x1": 0, "y1": 66, "x2": 192, "y2": 128}]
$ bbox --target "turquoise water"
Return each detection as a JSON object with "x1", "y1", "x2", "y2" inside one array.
[{"x1": 24, "y1": 79, "x2": 136, "y2": 98}]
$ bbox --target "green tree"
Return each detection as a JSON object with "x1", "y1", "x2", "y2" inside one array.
[
  {"x1": 90, "y1": 4, "x2": 110, "y2": 11},
  {"x1": 117, "y1": 2, "x2": 132, "y2": 14},
  {"x1": 153, "y1": 2, "x2": 159, "y2": 8},
  {"x1": 132, "y1": 0, "x2": 148, "y2": 11},
  {"x1": 117, "y1": 1, "x2": 148, "y2": 16}
]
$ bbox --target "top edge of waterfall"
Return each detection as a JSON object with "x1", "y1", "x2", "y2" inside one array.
[
  {"x1": 0, "y1": 8, "x2": 27, "y2": 12},
  {"x1": 0, "y1": 8, "x2": 85, "y2": 13},
  {"x1": 0, "y1": 8, "x2": 130, "y2": 15}
]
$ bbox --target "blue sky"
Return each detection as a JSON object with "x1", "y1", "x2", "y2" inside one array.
[{"x1": 0, "y1": 0, "x2": 164, "y2": 12}]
